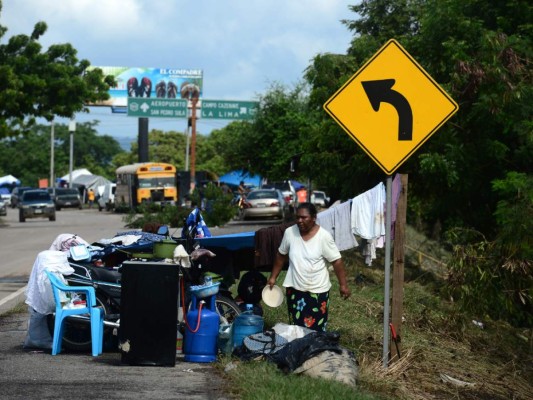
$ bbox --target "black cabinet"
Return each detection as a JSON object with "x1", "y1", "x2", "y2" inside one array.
[{"x1": 120, "y1": 261, "x2": 178, "y2": 366}]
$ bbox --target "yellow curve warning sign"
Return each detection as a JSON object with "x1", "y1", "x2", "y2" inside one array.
[{"x1": 324, "y1": 39, "x2": 459, "y2": 175}]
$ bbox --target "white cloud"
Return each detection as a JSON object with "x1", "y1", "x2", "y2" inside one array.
[{"x1": 1, "y1": 0, "x2": 354, "y2": 136}]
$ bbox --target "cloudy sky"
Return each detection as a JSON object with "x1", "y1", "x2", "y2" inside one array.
[{"x1": 2, "y1": 0, "x2": 355, "y2": 147}]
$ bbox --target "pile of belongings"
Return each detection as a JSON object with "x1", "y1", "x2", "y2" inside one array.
[
  {"x1": 234, "y1": 323, "x2": 358, "y2": 387},
  {"x1": 50, "y1": 230, "x2": 171, "y2": 267}
]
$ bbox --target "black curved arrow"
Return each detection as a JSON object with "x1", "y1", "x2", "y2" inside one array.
[{"x1": 361, "y1": 79, "x2": 413, "y2": 141}]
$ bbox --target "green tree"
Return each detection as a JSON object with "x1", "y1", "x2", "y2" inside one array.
[
  {"x1": 116, "y1": 129, "x2": 227, "y2": 177},
  {"x1": 208, "y1": 120, "x2": 256, "y2": 173},
  {"x1": 253, "y1": 82, "x2": 317, "y2": 181},
  {"x1": 0, "y1": 122, "x2": 123, "y2": 185},
  {"x1": 0, "y1": 2, "x2": 115, "y2": 137},
  {"x1": 210, "y1": 82, "x2": 317, "y2": 185},
  {"x1": 326, "y1": 0, "x2": 532, "y2": 327},
  {"x1": 405, "y1": 0, "x2": 533, "y2": 236},
  {"x1": 54, "y1": 121, "x2": 123, "y2": 180},
  {"x1": 305, "y1": 0, "x2": 532, "y2": 237}
]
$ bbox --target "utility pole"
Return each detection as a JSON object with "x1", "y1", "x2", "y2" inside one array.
[
  {"x1": 68, "y1": 119, "x2": 76, "y2": 188},
  {"x1": 50, "y1": 121, "x2": 55, "y2": 187},
  {"x1": 180, "y1": 83, "x2": 200, "y2": 193},
  {"x1": 185, "y1": 118, "x2": 191, "y2": 171},
  {"x1": 190, "y1": 97, "x2": 198, "y2": 191}
]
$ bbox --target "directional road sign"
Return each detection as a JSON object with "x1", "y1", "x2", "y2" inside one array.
[
  {"x1": 324, "y1": 39, "x2": 458, "y2": 175},
  {"x1": 127, "y1": 98, "x2": 188, "y2": 118},
  {"x1": 201, "y1": 100, "x2": 258, "y2": 120}
]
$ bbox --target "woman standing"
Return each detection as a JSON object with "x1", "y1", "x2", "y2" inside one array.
[{"x1": 267, "y1": 203, "x2": 351, "y2": 331}]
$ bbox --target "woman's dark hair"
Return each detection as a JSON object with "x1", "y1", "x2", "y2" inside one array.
[{"x1": 296, "y1": 202, "x2": 317, "y2": 218}]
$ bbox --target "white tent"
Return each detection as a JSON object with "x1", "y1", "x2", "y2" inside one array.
[
  {"x1": 70, "y1": 174, "x2": 112, "y2": 191},
  {"x1": 0, "y1": 174, "x2": 20, "y2": 186},
  {"x1": 60, "y1": 168, "x2": 92, "y2": 183}
]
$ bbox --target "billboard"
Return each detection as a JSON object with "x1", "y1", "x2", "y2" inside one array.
[{"x1": 87, "y1": 66, "x2": 203, "y2": 107}]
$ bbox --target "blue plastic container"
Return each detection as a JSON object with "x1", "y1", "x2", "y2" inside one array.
[
  {"x1": 184, "y1": 295, "x2": 219, "y2": 362},
  {"x1": 232, "y1": 304, "x2": 264, "y2": 349}
]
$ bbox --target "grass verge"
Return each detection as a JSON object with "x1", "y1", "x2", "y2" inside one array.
[{"x1": 215, "y1": 240, "x2": 532, "y2": 399}]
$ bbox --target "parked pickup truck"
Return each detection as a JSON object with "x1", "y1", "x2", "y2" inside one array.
[{"x1": 50, "y1": 187, "x2": 82, "y2": 210}]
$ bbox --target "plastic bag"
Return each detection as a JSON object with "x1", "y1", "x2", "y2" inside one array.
[
  {"x1": 173, "y1": 245, "x2": 191, "y2": 268},
  {"x1": 243, "y1": 330, "x2": 288, "y2": 355},
  {"x1": 269, "y1": 331, "x2": 343, "y2": 372},
  {"x1": 23, "y1": 307, "x2": 53, "y2": 349},
  {"x1": 64, "y1": 293, "x2": 86, "y2": 309},
  {"x1": 272, "y1": 322, "x2": 313, "y2": 342}
]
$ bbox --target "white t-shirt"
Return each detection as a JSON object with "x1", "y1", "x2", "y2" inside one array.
[{"x1": 279, "y1": 225, "x2": 341, "y2": 293}]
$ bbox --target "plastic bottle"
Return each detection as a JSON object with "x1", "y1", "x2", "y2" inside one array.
[{"x1": 232, "y1": 304, "x2": 264, "y2": 349}]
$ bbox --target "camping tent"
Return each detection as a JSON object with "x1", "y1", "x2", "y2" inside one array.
[
  {"x1": 0, "y1": 175, "x2": 20, "y2": 187},
  {"x1": 70, "y1": 174, "x2": 112, "y2": 191},
  {"x1": 218, "y1": 170, "x2": 262, "y2": 189},
  {"x1": 59, "y1": 169, "x2": 112, "y2": 201},
  {"x1": 60, "y1": 168, "x2": 92, "y2": 183}
]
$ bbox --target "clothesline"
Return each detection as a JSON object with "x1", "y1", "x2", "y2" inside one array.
[{"x1": 317, "y1": 174, "x2": 402, "y2": 266}]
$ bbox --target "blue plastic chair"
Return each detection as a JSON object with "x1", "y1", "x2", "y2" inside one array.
[{"x1": 44, "y1": 270, "x2": 103, "y2": 356}]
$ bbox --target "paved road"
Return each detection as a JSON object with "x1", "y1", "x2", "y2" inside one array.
[
  {"x1": 0, "y1": 207, "x2": 128, "y2": 314},
  {"x1": 0, "y1": 206, "x2": 277, "y2": 314},
  {"x1": 0, "y1": 311, "x2": 229, "y2": 400},
  {"x1": 0, "y1": 207, "x2": 126, "y2": 313}
]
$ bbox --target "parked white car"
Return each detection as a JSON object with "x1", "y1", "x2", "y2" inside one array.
[
  {"x1": 0, "y1": 198, "x2": 7, "y2": 216},
  {"x1": 97, "y1": 183, "x2": 116, "y2": 211},
  {"x1": 311, "y1": 190, "x2": 329, "y2": 208},
  {"x1": 0, "y1": 191, "x2": 11, "y2": 203}
]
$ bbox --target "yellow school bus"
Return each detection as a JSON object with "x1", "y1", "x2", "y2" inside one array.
[{"x1": 115, "y1": 162, "x2": 178, "y2": 208}]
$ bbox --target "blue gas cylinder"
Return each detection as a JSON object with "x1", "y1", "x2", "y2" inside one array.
[
  {"x1": 232, "y1": 304, "x2": 264, "y2": 349},
  {"x1": 184, "y1": 295, "x2": 220, "y2": 362}
]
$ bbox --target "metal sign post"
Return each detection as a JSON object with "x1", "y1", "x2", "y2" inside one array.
[
  {"x1": 323, "y1": 39, "x2": 458, "y2": 368},
  {"x1": 382, "y1": 176, "x2": 392, "y2": 367}
]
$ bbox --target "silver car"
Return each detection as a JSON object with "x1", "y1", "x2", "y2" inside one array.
[
  {"x1": 241, "y1": 189, "x2": 289, "y2": 220},
  {"x1": 18, "y1": 189, "x2": 56, "y2": 222}
]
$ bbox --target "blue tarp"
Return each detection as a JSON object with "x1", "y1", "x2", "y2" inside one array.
[
  {"x1": 196, "y1": 231, "x2": 255, "y2": 251},
  {"x1": 218, "y1": 170, "x2": 262, "y2": 189},
  {"x1": 291, "y1": 180, "x2": 306, "y2": 191}
]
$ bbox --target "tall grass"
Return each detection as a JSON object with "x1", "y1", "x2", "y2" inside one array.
[{"x1": 216, "y1": 247, "x2": 533, "y2": 399}]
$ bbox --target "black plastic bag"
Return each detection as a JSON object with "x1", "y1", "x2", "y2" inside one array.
[{"x1": 268, "y1": 331, "x2": 343, "y2": 372}]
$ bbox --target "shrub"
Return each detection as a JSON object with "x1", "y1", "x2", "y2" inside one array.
[
  {"x1": 122, "y1": 203, "x2": 192, "y2": 230},
  {"x1": 190, "y1": 182, "x2": 235, "y2": 227}
]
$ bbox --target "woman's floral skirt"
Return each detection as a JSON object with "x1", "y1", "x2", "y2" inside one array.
[{"x1": 286, "y1": 287, "x2": 329, "y2": 332}]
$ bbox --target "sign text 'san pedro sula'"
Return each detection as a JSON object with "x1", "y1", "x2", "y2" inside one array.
[
  {"x1": 324, "y1": 39, "x2": 458, "y2": 175},
  {"x1": 127, "y1": 98, "x2": 187, "y2": 118}
]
